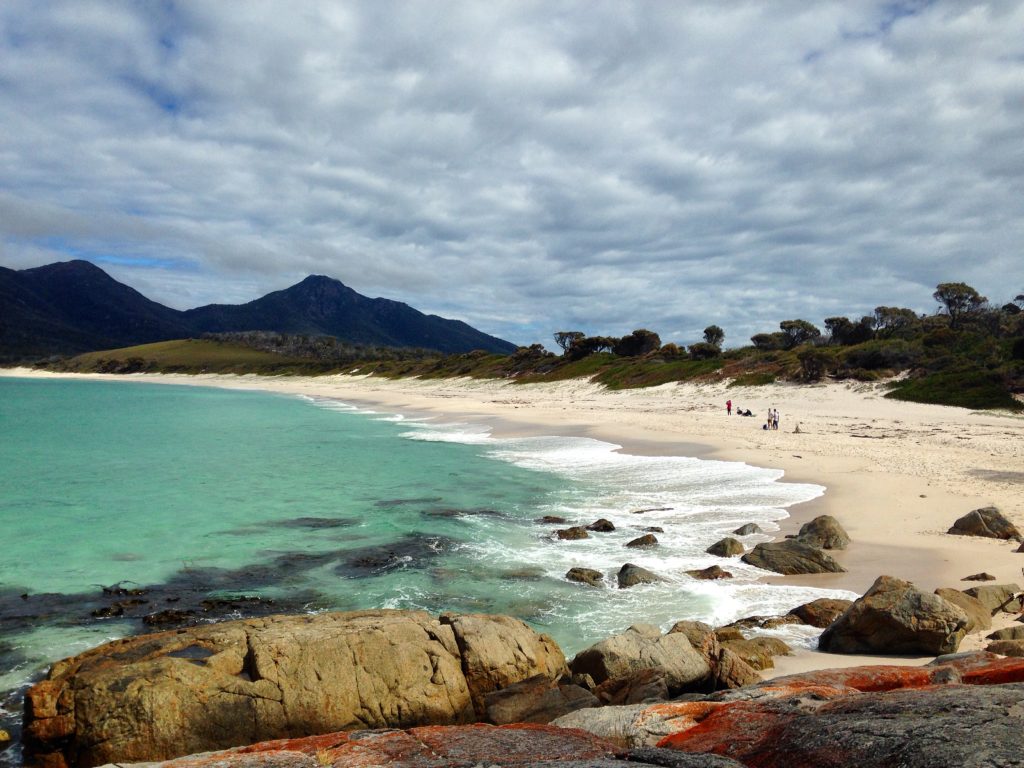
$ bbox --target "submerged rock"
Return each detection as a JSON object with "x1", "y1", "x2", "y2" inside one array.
[
  {"x1": 556, "y1": 526, "x2": 590, "y2": 540},
  {"x1": 587, "y1": 519, "x2": 616, "y2": 532},
  {"x1": 566, "y1": 567, "x2": 605, "y2": 587},
  {"x1": 617, "y1": 564, "x2": 662, "y2": 589}
]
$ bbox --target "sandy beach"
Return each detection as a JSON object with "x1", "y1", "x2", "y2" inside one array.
[{"x1": 5, "y1": 366, "x2": 1024, "y2": 675}]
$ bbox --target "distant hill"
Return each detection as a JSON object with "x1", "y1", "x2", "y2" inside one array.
[{"x1": 0, "y1": 261, "x2": 517, "y2": 363}]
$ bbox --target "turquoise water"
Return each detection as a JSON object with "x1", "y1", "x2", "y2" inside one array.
[{"x1": 0, "y1": 376, "x2": 852, "y2": 754}]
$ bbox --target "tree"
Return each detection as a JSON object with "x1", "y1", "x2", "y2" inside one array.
[
  {"x1": 751, "y1": 332, "x2": 787, "y2": 351},
  {"x1": 933, "y1": 282, "x2": 987, "y2": 329},
  {"x1": 778, "y1": 319, "x2": 821, "y2": 349},
  {"x1": 703, "y1": 325, "x2": 725, "y2": 348},
  {"x1": 553, "y1": 331, "x2": 584, "y2": 355},
  {"x1": 873, "y1": 306, "x2": 919, "y2": 338},
  {"x1": 824, "y1": 317, "x2": 854, "y2": 346},
  {"x1": 567, "y1": 335, "x2": 617, "y2": 359},
  {"x1": 613, "y1": 329, "x2": 661, "y2": 357},
  {"x1": 797, "y1": 347, "x2": 834, "y2": 381}
]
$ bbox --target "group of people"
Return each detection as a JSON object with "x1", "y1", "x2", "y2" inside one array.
[{"x1": 725, "y1": 400, "x2": 780, "y2": 430}]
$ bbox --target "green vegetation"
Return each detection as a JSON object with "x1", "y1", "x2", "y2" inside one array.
[{"x1": 42, "y1": 282, "x2": 1024, "y2": 411}]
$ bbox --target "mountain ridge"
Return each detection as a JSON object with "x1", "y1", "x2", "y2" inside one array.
[{"x1": 0, "y1": 260, "x2": 517, "y2": 362}]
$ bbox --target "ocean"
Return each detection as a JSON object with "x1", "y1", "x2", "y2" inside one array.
[{"x1": 0, "y1": 375, "x2": 852, "y2": 760}]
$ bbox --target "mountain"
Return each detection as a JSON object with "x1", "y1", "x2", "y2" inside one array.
[
  {"x1": 0, "y1": 261, "x2": 517, "y2": 363},
  {"x1": 184, "y1": 275, "x2": 516, "y2": 355}
]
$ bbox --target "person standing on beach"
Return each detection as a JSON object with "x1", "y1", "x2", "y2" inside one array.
[
  {"x1": 774, "y1": 409, "x2": 781, "y2": 430},
  {"x1": 726, "y1": 400, "x2": 732, "y2": 416}
]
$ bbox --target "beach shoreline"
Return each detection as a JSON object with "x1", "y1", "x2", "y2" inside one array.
[{"x1": 5, "y1": 366, "x2": 1023, "y2": 675}]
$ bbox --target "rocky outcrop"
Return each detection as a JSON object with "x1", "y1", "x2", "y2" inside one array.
[
  {"x1": 948, "y1": 506, "x2": 1022, "y2": 541},
  {"x1": 795, "y1": 515, "x2": 850, "y2": 550},
  {"x1": 705, "y1": 538, "x2": 744, "y2": 557},
  {"x1": 566, "y1": 567, "x2": 605, "y2": 587},
  {"x1": 717, "y1": 636, "x2": 791, "y2": 671},
  {"x1": 933, "y1": 588, "x2": 991, "y2": 632},
  {"x1": 129, "y1": 724, "x2": 748, "y2": 768},
  {"x1": 740, "y1": 540, "x2": 845, "y2": 574},
  {"x1": 23, "y1": 610, "x2": 566, "y2": 768},
  {"x1": 787, "y1": 598, "x2": 853, "y2": 628},
  {"x1": 818, "y1": 576, "x2": 968, "y2": 655},
  {"x1": 962, "y1": 583, "x2": 1023, "y2": 614},
  {"x1": 617, "y1": 564, "x2": 662, "y2": 588},
  {"x1": 483, "y1": 675, "x2": 598, "y2": 725},
  {"x1": 555, "y1": 652, "x2": 1024, "y2": 763},
  {"x1": 569, "y1": 625, "x2": 712, "y2": 695}
]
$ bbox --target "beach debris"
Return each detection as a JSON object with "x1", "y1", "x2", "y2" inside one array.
[
  {"x1": 565, "y1": 567, "x2": 605, "y2": 587},
  {"x1": 741, "y1": 540, "x2": 845, "y2": 575},
  {"x1": 625, "y1": 533, "x2": 658, "y2": 548},
  {"x1": 556, "y1": 526, "x2": 589, "y2": 540},
  {"x1": 947, "y1": 506, "x2": 1023, "y2": 541},
  {"x1": 616, "y1": 563, "x2": 662, "y2": 588},
  {"x1": 786, "y1": 598, "x2": 853, "y2": 628},
  {"x1": 586, "y1": 518, "x2": 616, "y2": 532},
  {"x1": 934, "y1": 588, "x2": 992, "y2": 632},
  {"x1": 732, "y1": 523, "x2": 763, "y2": 536},
  {"x1": 706, "y1": 537, "x2": 745, "y2": 557},
  {"x1": 961, "y1": 583, "x2": 1024, "y2": 614},
  {"x1": 795, "y1": 514, "x2": 850, "y2": 550},
  {"x1": 686, "y1": 565, "x2": 733, "y2": 580},
  {"x1": 962, "y1": 572, "x2": 997, "y2": 581},
  {"x1": 818, "y1": 575, "x2": 968, "y2": 655}
]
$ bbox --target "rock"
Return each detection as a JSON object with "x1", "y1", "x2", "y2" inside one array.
[
  {"x1": 818, "y1": 575, "x2": 968, "y2": 655},
  {"x1": 948, "y1": 506, "x2": 1022, "y2": 541},
  {"x1": 985, "y1": 639, "x2": 1024, "y2": 657},
  {"x1": 722, "y1": 615, "x2": 803, "y2": 631},
  {"x1": 569, "y1": 624, "x2": 712, "y2": 695},
  {"x1": 732, "y1": 523, "x2": 762, "y2": 536},
  {"x1": 987, "y1": 626, "x2": 1024, "y2": 641},
  {"x1": 483, "y1": 674, "x2": 598, "y2": 724},
  {"x1": 593, "y1": 667, "x2": 670, "y2": 705},
  {"x1": 787, "y1": 598, "x2": 853, "y2": 628},
  {"x1": 962, "y1": 572, "x2": 997, "y2": 581},
  {"x1": 685, "y1": 565, "x2": 733, "y2": 580},
  {"x1": 536, "y1": 515, "x2": 567, "y2": 524},
  {"x1": 962, "y1": 583, "x2": 1023, "y2": 614},
  {"x1": 587, "y1": 519, "x2": 616, "y2": 532},
  {"x1": 705, "y1": 538, "x2": 744, "y2": 557},
  {"x1": 23, "y1": 610, "x2": 566, "y2": 768},
  {"x1": 643, "y1": 526, "x2": 664, "y2": 533},
  {"x1": 718, "y1": 637, "x2": 791, "y2": 671},
  {"x1": 626, "y1": 533, "x2": 658, "y2": 548},
  {"x1": 741, "y1": 540, "x2": 846, "y2": 575},
  {"x1": 556, "y1": 526, "x2": 589, "y2": 540},
  {"x1": 795, "y1": 515, "x2": 850, "y2": 550},
  {"x1": 617, "y1": 564, "x2": 662, "y2": 589},
  {"x1": 667, "y1": 621, "x2": 719, "y2": 662},
  {"x1": 934, "y1": 588, "x2": 992, "y2": 632},
  {"x1": 142, "y1": 608, "x2": 197, "y2": 626},
  {"x1": 713, "y1": 648, "x2": 762, "y2": 689},
  {"x1": 566, "y1": 567, "x2": 605, "y2": 587}
]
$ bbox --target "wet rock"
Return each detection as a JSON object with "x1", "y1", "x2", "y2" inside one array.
[
  {"x1": 787, "y1": 598, "x2": 853, "y2": 628},
  {"x1": 934, "y1": 588, "x2": 992, "y2": 632},
  {"x1": 818, "y1": 575, "x2": 968, "y2": 655},
  {"x1": 741, "y1": 540, "x2": 845, "y2": 575},
  {"x1": 338, "y1": 534, "x2": 457, "y2": 577},
  {"x1": 722, "y1": 615, "x2": 803, "y2": 631},
  {"x1": 537, "y1": 515, "x2": 567, "y2": 524},
  {"x1": 23, "y1": 610, "x2": 566, "y2": 768},
  {"x1": 617, "y1": 564, "x2": 662, "y2": 589},
  {"x1": 500, "y1": 567, "x2": 547, "y2": 581},
  {"x1": 556, "y1": 526, "x2": 590, "y2": 540},
  {"x1": 948, "y1": 506, "x2": 1022, "y2": 541},
  {"x1": 732, "y1": 523, "x2": 762, "y2": 536},
  {"x1": 685, "y1": 565, "x2": 732, "y2": 580},
  {"x1": 643, "y1": 526, "x2": 664, "y2": 533},
  {"x1": 626, "y1": 533, "x2": 658, "y2": 548},
  {"x1": 985, "y1": 639, "x2": 1024, "y2": 657},
  {"x1": 795, "y1": 515, "x2": 850, "y2": 550},
  {"x1": 962, "y1": 583, "x2": 1023, "y2": 614},
  {"x1": 631, "y1": 507, "x2": 672, "y2": 514},
  {"x1": 962, "y1": 572, "x2": 997, "y2": 581},
  {"x1": 587, "y1": 519, "x2": 616, "y2": 532},
  {"x1": 483, "y1": 674, "x2": 598, "y2": 724},
  {"x1": 705, "y1": 538, "x2": 744, "y2": 557},
  {"x1": 566, "y1": 567, "x2": 605, "y2": 587},
  {"x1": 142, "y1": 608, "x2": 198, "y2": 627},
  {"x1": 569, "y1": 624, "x2": 712, "y2": 695}
]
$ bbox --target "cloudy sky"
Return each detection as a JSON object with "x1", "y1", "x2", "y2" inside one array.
[{"x1": 1, "y1": 1, "x2": 1022, "y2": 348}]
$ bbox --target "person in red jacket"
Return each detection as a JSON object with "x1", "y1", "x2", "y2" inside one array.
[{"x1": 726, "y1": 399, "x2": 732, "y2": 415}]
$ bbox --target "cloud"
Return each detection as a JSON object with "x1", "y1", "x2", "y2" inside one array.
[{"x1": 1, "y1": 1, "x2": 1022, "y2": 346}]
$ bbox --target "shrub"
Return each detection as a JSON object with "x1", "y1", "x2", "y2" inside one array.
[
  {"x1": 687, "y1": 342, "x2": 721, "y2": 360},
  {"x1": 886, "y1": 369, "x2": 1022, "y2": 411},
  {"x1": 613, "y1": 329, "x2": 661, "y2": 357},
  {"x1": 841, "y1": 340, "x2": 920, "y2": 371}
]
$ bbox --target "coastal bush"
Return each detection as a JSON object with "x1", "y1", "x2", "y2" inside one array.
[
  {"x1": 841, "y1": 339, "x2": 920, "y2": 371},
  {"x1": 612, "y1": 329, "x2": 661, "y2": 357},
  {"x1": 687, "y1": 342, "x2": 720, "y2": 360},
  {"x1": 729, "y1": 372, "x2": 776, "y2": 387},
  {"x1": 886, "y1": 369, "x2": 1023, "y2": 411},
  {"x1": 796, "y1": 346, "x2": 835, "y2": 381}
]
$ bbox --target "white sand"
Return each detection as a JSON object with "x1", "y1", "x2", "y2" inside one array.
[{"x1": 6, "y1": 367, "x2": 1024, "y2": 674}]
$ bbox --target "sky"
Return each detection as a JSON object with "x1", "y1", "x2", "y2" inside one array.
[{"x1": 1, "y1": 1, "x2": 1022, "y2": 348}]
